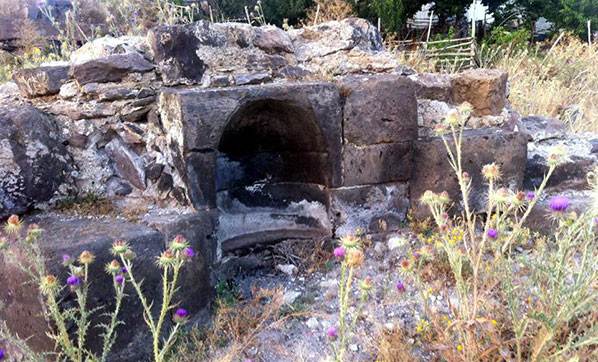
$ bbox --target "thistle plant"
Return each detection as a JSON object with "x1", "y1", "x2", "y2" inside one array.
[
  {"x1": 416, "y1": 105, "x2": 598, "y2": 360},
  {"x1": 0, "y1": 216, "x2": 125, "y2": 362},
  {"x1": 328, "y1": 231, "x2": 372, "y2": 361},
  {"x1": 111, "y1": 235, "x2": 194, "y2": 362}
]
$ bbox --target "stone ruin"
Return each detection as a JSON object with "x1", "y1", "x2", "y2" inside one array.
[{"x1": 0, "y1": 18, "x2": 595, "y2": 359}]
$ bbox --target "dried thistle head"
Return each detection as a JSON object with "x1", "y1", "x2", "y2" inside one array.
[
  {"x1": 105, "y1": 260, "x2": 121, "y2": 275},
  {"x1": 547, "y1": 145, "x2": 568, "y2": 167},
  {"x1": 4, "y1": 215, "x2": 22, "y2": 234},
  {"x1": 482, "y1": 163, "x2": 501, "y2": 182},
  {"x1": 340, "y1": 234, "x2": 360, "y2": 249},
  {"x1": 78, "y1": 250, "x2": 95, "y2": 265},
  {"x1": 40, "y1": 275, "x2": 59, "y2": 296},
  {"x1": 345, "y1": 248, "x2": 364, "y2": 268},
  {"x1": 111, "y1": 240, "x2": 130, "y2": 256}
]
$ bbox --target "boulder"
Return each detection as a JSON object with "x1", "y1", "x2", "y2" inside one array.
[
  {"x1": 0, "y1": 104, "x2": 72, "y2": 218},
  {"x1": 70, "y1": 35, "x2": 149, "y2": 65},
  {"x1": 253, "y1": 26, "x2": 294, "y2": 53},
  {"x1": 451, "y1": 68, "x2": 508, "y2": 116},
  {"x1": 12, "y1": 64, "x2": 70, "y2": 97},
  {"x1": 149, "y1": 21, "x2": 289, "y2": 86},
  {"x1": 71, "y1": 52, "x2": 155, "y2": 85},
  {"x1": 339, "y1": 74, "x2": 418, "y2": 145},
  {"x1": 104, "y1": 138, "x2": 146, "y2": 190},
  {"x1": 289, "y1": 18, "x2": 383, "y2": 62},
  {"x1": 410, "y1": 128, "x2": 528, "y2": 217},
  {"x1": 520, "y1": 116, "x2": 597, "y2": 191}
]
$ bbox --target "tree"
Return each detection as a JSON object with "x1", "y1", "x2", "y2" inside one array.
[
  {"x1": 483, "y1": 0, "x2": 597, "y2": 39},
  {"x1": 353, "y1": 0, "x2": 426, "y2": 34}
]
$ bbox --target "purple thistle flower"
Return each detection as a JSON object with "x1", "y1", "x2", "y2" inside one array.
[
  {"x1": 326, "y1": 326, "x2": 338, "y2": 340},
  {"x1": 174, "y1": 307, "x2": 189, "y2": 324},
  {"x1": 121, "y1": 267, "x2": 128, "y2": 274},
  {"x1": 526, "y1": 191, "x2": 535, "y2": 201},
  {"x1": 549, "y1": 195, "x2": 570, "y2": 213},
  {"x1": 184, "y1": 247, "x2": 195, "y2": 258},
  {"x1": 0, "y1": 348, "x2": 5, "y2": 360},
  {"x1": 62, "y1": 254, "x2": 72, "y2": 266},
  {"x1": 175, "y1": 308, "x2": 188, "y2": 318},
  {"x1": 333, "y1": 246, "x2": 346, "y2": 259},
  {"x1": 67, "y1": 275, "x2": 80, "y2": 287},
  {"x1": 115, "y1": 274, "x2": 125, "y2": 285},
  {"x1": 487, "y1": 228, "x2": 498, "y2": 239},
  {"x1": 396, "y1": 280, "x2": 406, "y2": 293}
]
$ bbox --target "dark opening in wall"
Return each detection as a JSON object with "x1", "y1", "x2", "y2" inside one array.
[
  {"x1": 217, "y1": 99, "x2": 330, "y2": 193},
  {"x1": 215, "y1": 99, "x2": 333, "y2": 250}
]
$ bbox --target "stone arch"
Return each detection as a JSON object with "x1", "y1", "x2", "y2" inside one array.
[{"x1": 215, "y1": 98, "x2": 333, "y2": 250}]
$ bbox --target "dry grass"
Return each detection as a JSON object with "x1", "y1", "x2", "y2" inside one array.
[
  {"x1": 305, "y1": 0, "x2": 355, "y2": 25},
  {"x1": 492, "y1": 35, "x2": 597, "y2": 133},
  {"x1": 172, "y1": 287, "x2": 295, "y2": 362},
  {"x1": 394, "y1": 34, "x2": 597, "y2": 133}
]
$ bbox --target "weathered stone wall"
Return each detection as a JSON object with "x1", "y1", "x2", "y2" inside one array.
[{"x1": 1, "y1": 17, "x2": 531, "y2": 242}]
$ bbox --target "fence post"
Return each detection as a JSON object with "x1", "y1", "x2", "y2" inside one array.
[
  {"x1": 588, "y1": 20, "x2": 592, "y2": 46},
  {"x1": 471, "y1": 0, "x2": 476, "y2": 39},
  {"x1": 425, "y1": 10, "x2": 434, "y2": 48},
  {"x1": 244, "y1": 6, "x2": 251, "y2": 24},
  {"x1": 314, "y1": 4, "x2": 320, "y2": 26}
]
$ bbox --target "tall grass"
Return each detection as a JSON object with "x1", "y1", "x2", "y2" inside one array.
[{"x1": 489, "y1": 35, "x2": 597, "y2": 133}]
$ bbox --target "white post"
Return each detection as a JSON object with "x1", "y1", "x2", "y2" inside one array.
[
  {"x1": 209, "y1": 5, "x2": 214, "y2": 23},
  {"x1": 426, "y1": 10, "x2": 434, "y2": 44},
  {"x1": 245, "y1": 6, "x2": 251, "y2": 24},
  {"x1": 588, "y1": 20, "x2": 592, "y2": 46},
  {"x1": 471, "y1": 0, "x2": 476, "y2": 39},
  {"x1": 314, "y1": 4, "x2": 320, "y2": 25},
  {"x1": 378, "y1": 17, "x2": 381, "y2": 32}
]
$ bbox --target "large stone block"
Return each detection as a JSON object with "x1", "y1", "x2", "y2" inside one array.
[
  {"x1": 342, "y1": 142, "x2": 412, "y2": 186},
  {"x1": 12, "y1": 65, "x2": 70, "y2": 97},
  {"x1": 408, "y1": 72, "x2": 453, "y2": 102},
  {"x1": 410, "y1": 129, "x2": 528, "y2": 217},
  {"x1": 0, "y1": 104, "x2": 73, "y2": 218},
  {"x1": 71, "y1": 53, "x2": 155, "y2": 85},
  {"x1": 185, "y1": 150, "x2": 217, "y2": 209},
  {"x1": 339, "y1": 74, "x2": 417, "y2": 145},
  {"x1": 451, "y1": 69, "x2": 508, "y2": 116},
  {"x1": 159, "y1": 82, "x2": 343, "y2": 205},
  {"x1": 330, "y1": 182, "x2": 409, "y2": 237},
  {"x1": 0, "y1": 213, "x2": 215, "y2": 361}
]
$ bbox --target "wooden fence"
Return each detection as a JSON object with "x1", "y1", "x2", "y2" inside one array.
[{"x1": 390, "y1": 36, "x2": 477, "y2": 70}]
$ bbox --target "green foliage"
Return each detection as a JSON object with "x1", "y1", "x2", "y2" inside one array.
[
  {"x1": 485, "y1": 25, "x2": 531, "y2": 50},
  {"x1": 371, "y1": 0, "x2": 406, "y2": 34},
  {"x1": 215, "y1": 279, "x2": 239, "y2": 307},
  {"x1": 261, "y1": 0, "x2": 313, "y2": 26},
  {"x1": 353, "y1": 0, "x2": 425, "y2": 34}
]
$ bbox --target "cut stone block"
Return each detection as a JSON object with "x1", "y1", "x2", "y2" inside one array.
[
  {"x1": 410, "y1": 128, "x2": 527, "y2": 217},
  {"x1": 342, "y1": 142, "x2": 413, "y2": 186},
  {"x1": 339, "y1": 74, "x2": 417, "y2": 145}
]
